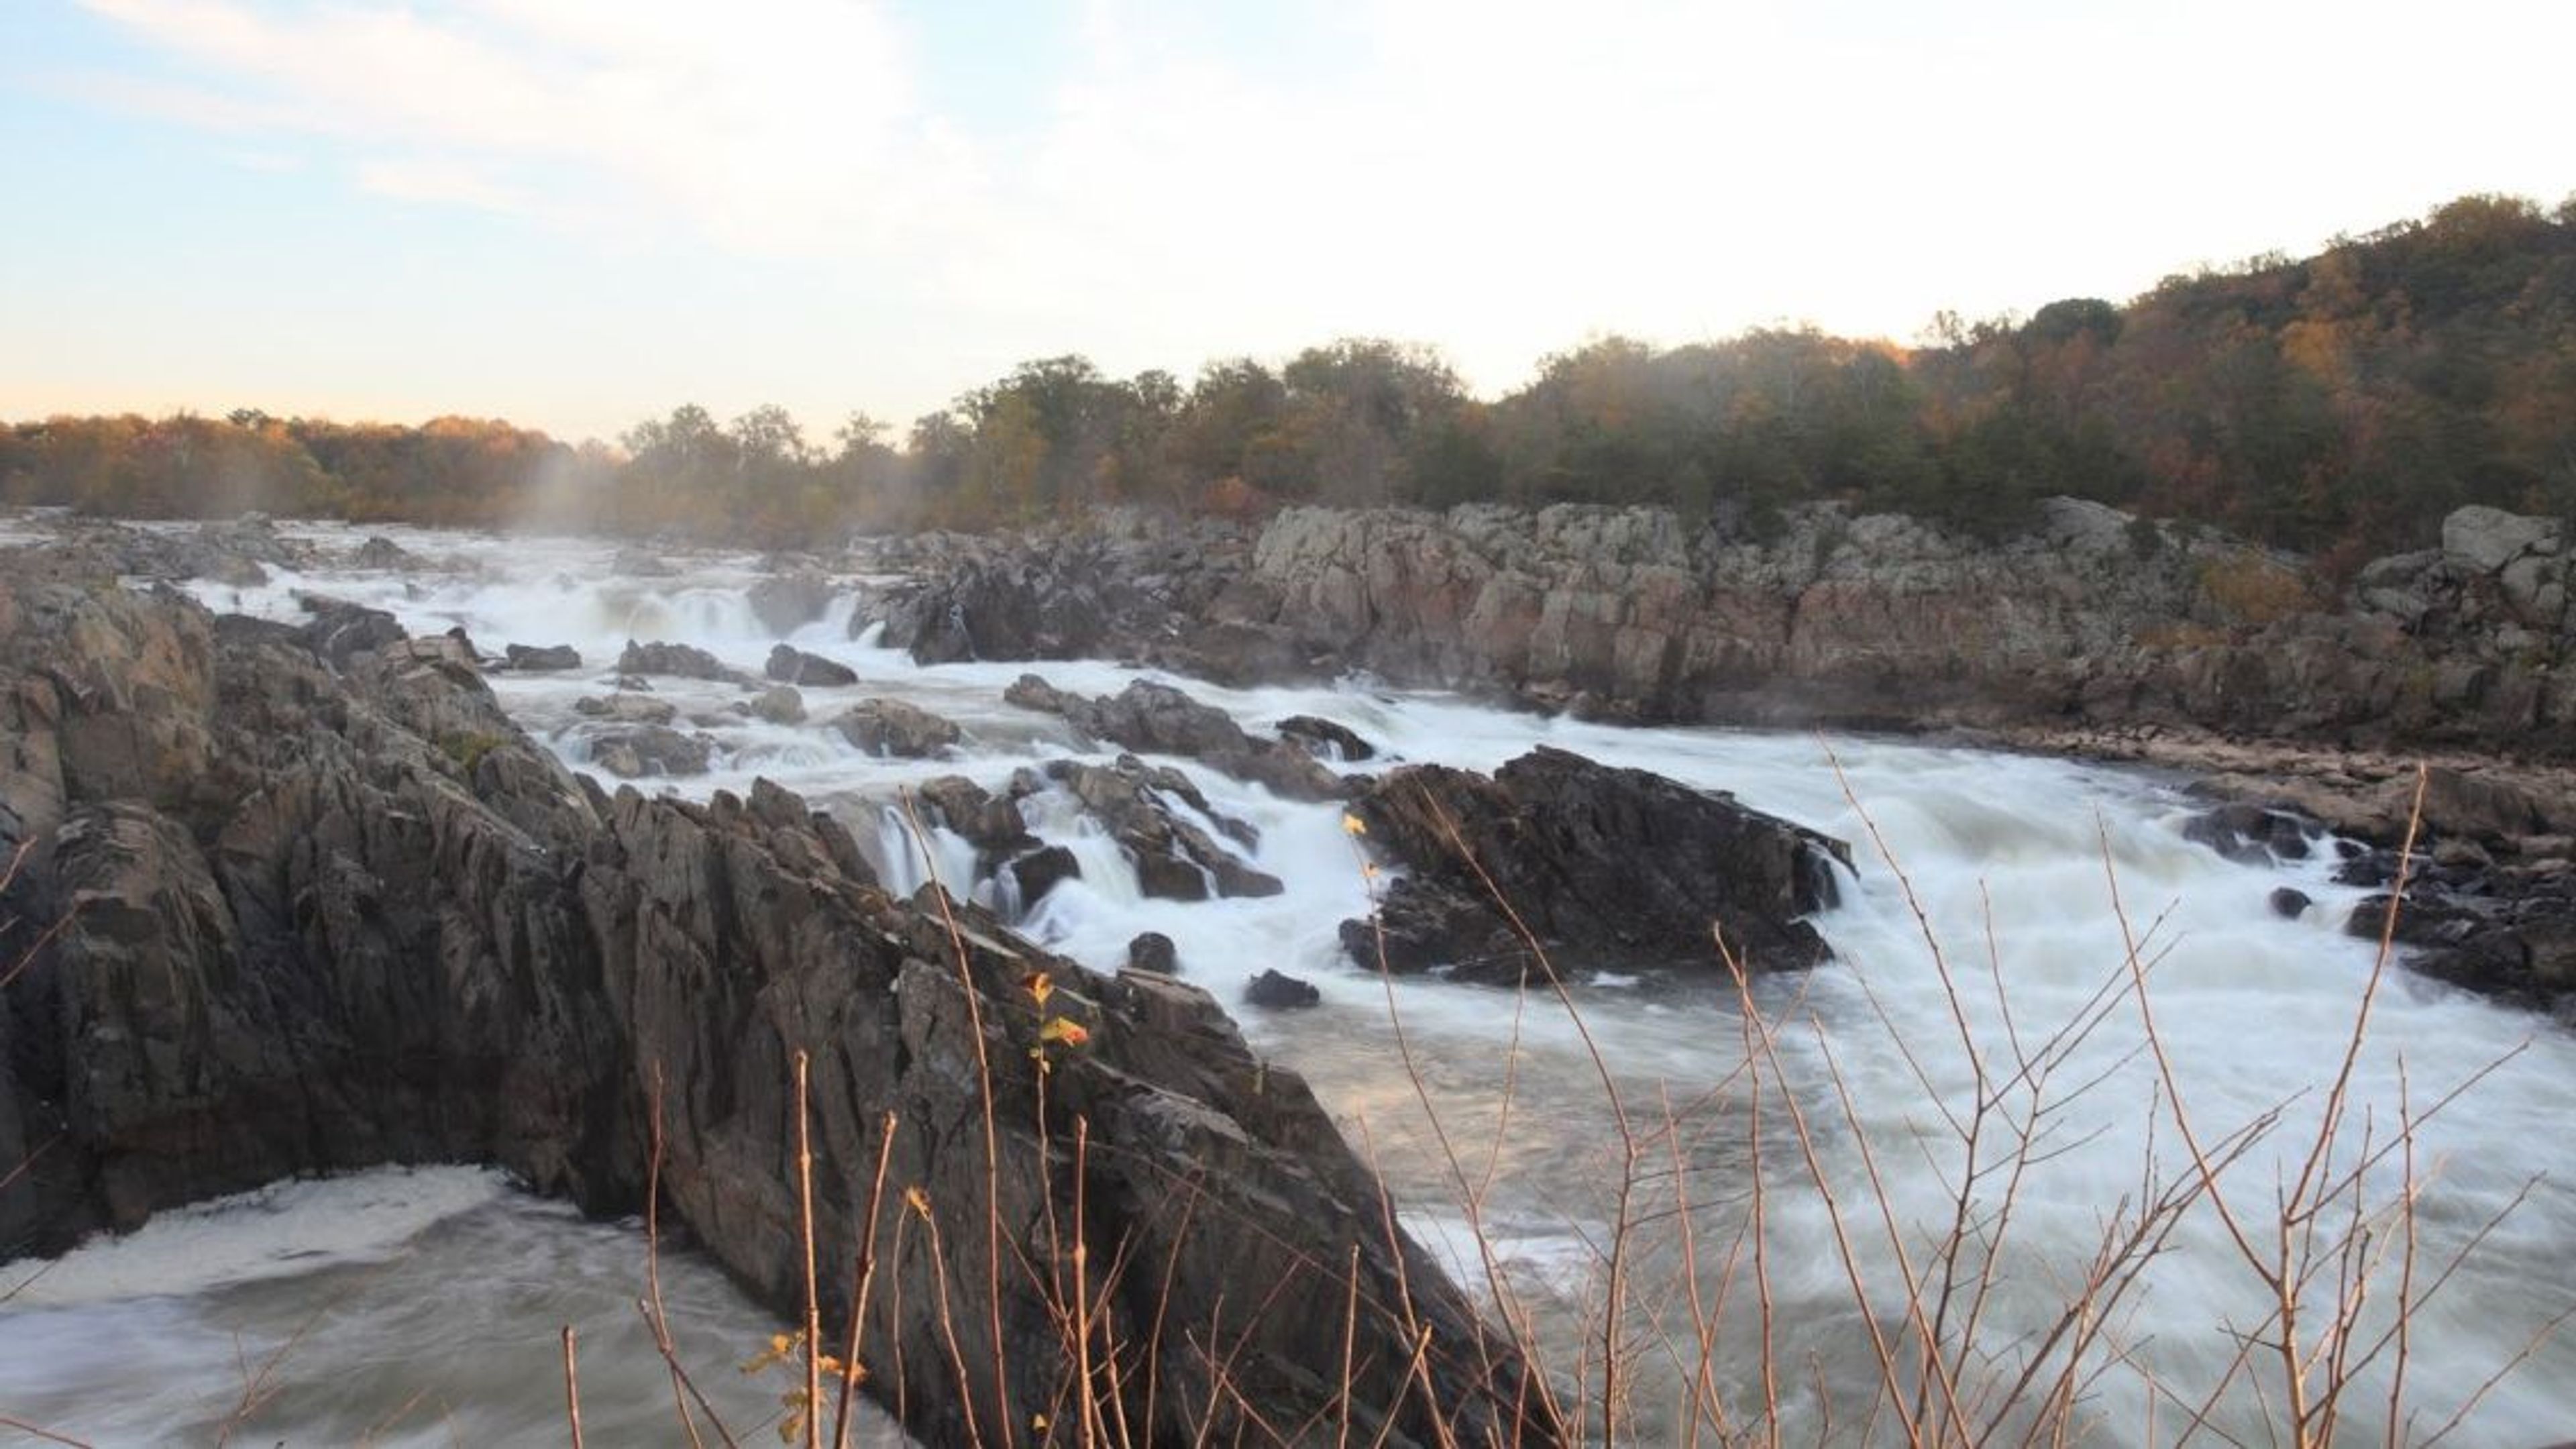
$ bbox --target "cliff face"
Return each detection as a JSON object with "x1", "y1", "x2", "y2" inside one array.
[
  {"x1": 0, "y1": 579, "x2": 1546, "y2": 1445},
  {"x1": 1214, "y1": 499, "x2": 2576, "y2": 751}
]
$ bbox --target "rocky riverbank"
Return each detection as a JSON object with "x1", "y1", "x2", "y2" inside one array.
[
  {"x1": 864, "y1": 499, "x2": 2576, "y2": 755},
  {"x1": 851, "y1": 497, "x2": 2576, "y2": 1016},
  {"x1": 0, "y1": 570, "x2": 1549, "y2": 1444}
]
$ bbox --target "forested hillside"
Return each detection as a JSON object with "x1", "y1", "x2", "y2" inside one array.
[{"x1": 7, "y1": 193, "x2": 2570, "y2": 559}]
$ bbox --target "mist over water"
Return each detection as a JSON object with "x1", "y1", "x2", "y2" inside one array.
[{"x1": 11, "y1": 520, "x2": 2571, "y2": 1444}]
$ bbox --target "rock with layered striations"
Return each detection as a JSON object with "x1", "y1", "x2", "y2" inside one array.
[
  {"x1": 0, "y1": 572, "x2": 1552, "y2": 1447},
  {"x1": 1006, "y1": 674, "x2": 1345, "y2": 801},
  {"x1": 1339, "y1": 745, "x2": 1849, "y2": 983}
]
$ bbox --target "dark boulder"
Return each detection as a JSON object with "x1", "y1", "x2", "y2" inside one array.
[
  {"x1": 1126, "y1": 930, "x2": 1179, "y2": 975},
  {"x1": 2269, "y1": 886, "x2": 2312, "y2": 920},
  {"x1": 765, "y1": 643, "x2": 859, "y2": 688},
  {"x1": 1004, "y1": 843, "x2": 1083, "y2": 907},
  {"x1": 1244, "y1": 969, "x2": 1322, "y2": 1010},
  {"x1": 1339, "y1": 746, "x2": 1849, "y2": 982},
  {"x1": 504, "y1": 643, "x2": 583, "y2": 672},
  {"x1": 1276, "y1": 714, "x2": 1377, "y2": 761}
]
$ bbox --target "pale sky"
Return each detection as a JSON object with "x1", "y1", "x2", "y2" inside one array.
[{"x1": 2, "y1": 0, "x2": 2570, "y2": 445}]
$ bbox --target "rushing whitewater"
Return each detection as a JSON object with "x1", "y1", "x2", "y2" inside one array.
[{"x1": 8, "y1": 519, "x2": 2572, "y2": 1445}]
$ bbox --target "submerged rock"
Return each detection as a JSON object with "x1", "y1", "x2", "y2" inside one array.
[{"x1": 1340, "y1": 745, "x2": 1849, "y2": 983}]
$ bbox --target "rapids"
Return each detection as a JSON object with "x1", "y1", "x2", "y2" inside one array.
[{"x1": 5, "y1": 519, "x2": 2571, "y2": 1445}]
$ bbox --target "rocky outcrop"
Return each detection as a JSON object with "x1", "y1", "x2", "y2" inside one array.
[
  {"x1": 1341, "y1": 747, "x2": 1849, "y2": 984},
  {"x1": 857, "y1": 515, "x2": 1307, "y2": 682},
  {"x1": 0, "y1": 578, "x2": 1548, "y2": 1445},
  {"x1": 1006, "y1": 675, "x2": 1346, "y2": 800},
  {"x1": 867, "y1": 499, "x2": 2576, "y2": 758}
]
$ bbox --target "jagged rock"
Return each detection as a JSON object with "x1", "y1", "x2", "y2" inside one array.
[
  {"x1": 0, "y1": 575, "x2": 1546, "y2": 1447},
  {"x1": 1005, "y1": 844, "x2": 1082, "y2": 906},
  {"x1": 1275, "y1": 714, "x2": 1377, "y2": 761},
  {"x1": 1127, "y1": 930, "x2": 1178, "y2": 975},
  {"x1": 505, "y1": 643, "x2": 583, "y2": 671},
  {"x1": 831, "y1": 698, "x2": 962, "y2": 758},
  {"x1": 1006, "y1": 675, "x2": 1344, "y2": 801},
  {"x1": 1244, "y1": 969, "x2": 1322, "y2": 1010},
  {"x1": 296, "y1": 595, "x2": 409, "y2": 667},
  {"x1": 745, "y1": 685, "x2": 806, "y2": 724},
  {"x1": 914, "y1": 775, "x2": 1039, "y2": 861},
  {"x1": 1339, "y1": 746, "x2": 1848, "y2": 983},
  {"x1": 590, "y1": 724, "x2": 712, "y2": 777},
  {"x1": 766, "y1": 643, "x2": 859, "y2": 688},
  {"x1": 573, "y1": 694, "x2": 676, "y2": 725},
  {"x1": 616, "y1": 639, "x2": 744, "y2": 683},
  {"x1": 747, "y1": 570, "x2": 837, "y2": 637},
  {"x1": 1041, "y1": 757, "x2": 1281, "y2": 900}
]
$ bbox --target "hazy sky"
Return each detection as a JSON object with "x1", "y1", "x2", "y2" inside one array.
[{"x1": 3, "y1": 1, "x2": 2570, "y2": 445}]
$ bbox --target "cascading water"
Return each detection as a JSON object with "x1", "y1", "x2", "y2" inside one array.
[{"x1": 9, "y1": 519, "x2": 2570, "y2": 1445}]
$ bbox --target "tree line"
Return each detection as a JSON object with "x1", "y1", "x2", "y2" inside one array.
[{"x1": 6, "y1": 193, "x2": 2571, "y2": 562}]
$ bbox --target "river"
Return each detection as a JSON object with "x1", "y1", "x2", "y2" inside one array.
[{"x1": 4, "y1": 521, "x2": 2571, "y2": 1446}]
